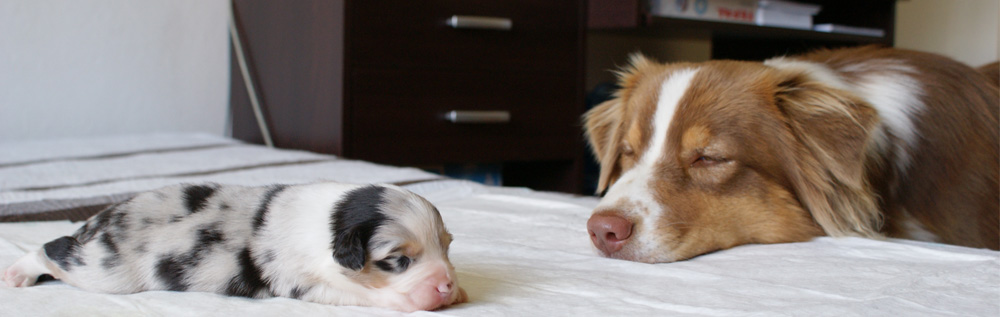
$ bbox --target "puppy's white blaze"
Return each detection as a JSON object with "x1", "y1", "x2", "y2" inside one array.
[
  {"x1": 597, "y1": 68, "x2": 699, "y2": 262},
  {"x1": 387, "y1": 187, "x2": 445, "y2": 246}
]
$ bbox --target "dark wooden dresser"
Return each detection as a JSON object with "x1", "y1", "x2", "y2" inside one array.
[{"x1": 230, "y1": 1, "x2": 587, "y2": 193}]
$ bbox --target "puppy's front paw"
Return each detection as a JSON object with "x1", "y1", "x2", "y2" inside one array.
[
  {"x1": 3, "y1": 250, "x2": 52, "y2": 288},
  {"x1": 2, "y1": 266, "x2": 34, "y2": 288},
  {"x1": 451, "y1": 286, "x2": 469, "y2": 305}
]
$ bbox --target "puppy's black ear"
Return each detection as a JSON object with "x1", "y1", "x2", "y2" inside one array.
[
  {"x1": 333, "y1": 231, "x2": 367, "y2": 271},
  {"x1": 331, "y1": 185, "x2": 387, "y2": 271}
]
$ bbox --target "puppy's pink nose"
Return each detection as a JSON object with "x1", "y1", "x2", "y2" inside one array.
[
  {"x1": 587, "y1": 214, "x2": 633, "y2": 254},
  {"x1": 437, "y1": 281, "x2": 453, "y2": 295},
  {"x1": 411, "y1": 270, "x2": 458, "y2": 311}
]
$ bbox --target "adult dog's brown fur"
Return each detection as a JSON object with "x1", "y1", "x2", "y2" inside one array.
[{"x1": 584, "y1": 46, "x2": 998, "y2": 263}]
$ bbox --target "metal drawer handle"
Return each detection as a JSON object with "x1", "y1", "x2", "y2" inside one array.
[
  {"x1": 446, "y1": 15, "x2": 512, "y2": 30},
  {"x1": 445, "y1": 110, "x2": 511, "y2": 123}
]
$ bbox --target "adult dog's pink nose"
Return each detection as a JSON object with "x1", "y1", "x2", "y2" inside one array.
[{"x1": 587, "y1": 214, "x2": 633, "y2": 255}]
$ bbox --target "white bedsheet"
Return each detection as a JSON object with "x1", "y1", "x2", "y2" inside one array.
[
  {"x1": 2, "y1": 180, "x2": 998, "y2": 316},
  {"x1": 1, "y1": 135, "x2": 997, "y2": 316}
]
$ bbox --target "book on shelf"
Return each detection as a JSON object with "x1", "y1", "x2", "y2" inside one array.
[
  {"x1": 755, "y1": 0, "x2": 820, "y2": 30},
  {"x1": 650, "y1": 0, "x2": 757, "y2": 25},
  {"x1": 650, "y1": 0, "x2": 821, "y2": 30}
]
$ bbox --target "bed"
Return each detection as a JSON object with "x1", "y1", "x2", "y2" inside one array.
[{"x1": 1, "y1": 134, "x2": 997, "y2": 316}]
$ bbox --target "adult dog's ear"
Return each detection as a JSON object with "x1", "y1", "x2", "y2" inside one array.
[
  {"x1": 583, "y1": 53, "x2": 655, "y2": 194},
  {"x1": 772, "y1": 69, "x2": 883, "y2": 238},
  {"x1": 584, "y1": 99, "x2": 624, "y2": 194}
]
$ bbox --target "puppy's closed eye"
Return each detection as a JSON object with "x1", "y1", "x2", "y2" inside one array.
[{"x1": 374, "y1": 255, "x2": 412, "y2": 273}]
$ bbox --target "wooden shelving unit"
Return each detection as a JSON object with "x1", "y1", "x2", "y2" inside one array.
[
  {"x1": 589, "y1": 0, "x2": 896, "y2": 60},
  {"x1": 648, "y1": 17, "x2": 889, "y2": 44}
]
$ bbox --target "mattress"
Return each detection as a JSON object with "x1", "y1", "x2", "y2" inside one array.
[
  {"x1": 1, "y1": 134, "x2": 997, "y2": 316},
  {"x1": 0, "y1": 134, "x2": 441, "y2": 221}
]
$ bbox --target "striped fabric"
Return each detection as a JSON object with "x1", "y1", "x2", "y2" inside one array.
[{"x1": 0, "y1": 134, "x2": 443, "y2": 221}]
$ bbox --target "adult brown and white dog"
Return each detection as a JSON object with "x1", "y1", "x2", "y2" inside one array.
[
  {"x1": 584, "y1": 46, "x2": 999, "y2": 263},
  {"x1": 2, "y1": 182, "x2": 467, "y2": 312}
]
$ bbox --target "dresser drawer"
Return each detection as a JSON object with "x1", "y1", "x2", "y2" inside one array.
[
  {"x1": 346, "y1": 68, "x2": 581, "y2": 165},
  {"x1": 349, "y1": 0, "x2": 582, "y2": 72}
]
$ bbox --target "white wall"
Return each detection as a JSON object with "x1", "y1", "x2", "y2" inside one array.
[
  {"x1": 0, "y1": 0, "x2": 229, "y2": 142},
  {"x1": 896, "y1": 0, "x2": 1000, "y2": 66}
]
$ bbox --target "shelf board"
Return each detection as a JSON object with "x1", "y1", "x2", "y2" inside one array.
[{"x1": 627, "y1": 17, "x2": 890, "y2": 45}]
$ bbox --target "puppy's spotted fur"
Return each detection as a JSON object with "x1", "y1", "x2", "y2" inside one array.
[{"x1": 3, "y1": 182, "x2": 467, "y2": 312}]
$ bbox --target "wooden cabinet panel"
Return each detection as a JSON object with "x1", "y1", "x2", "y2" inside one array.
[
  {"x1": 349, "y1": 0, "x2": 582, "y2": 72},
  {"x1": 349, "y1": 68, "x2": 580, "y2": 164}
]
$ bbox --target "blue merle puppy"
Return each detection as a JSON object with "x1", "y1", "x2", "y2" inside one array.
[{"x1": 2, "y1": 182, "x2": 467, "y2": 312}]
